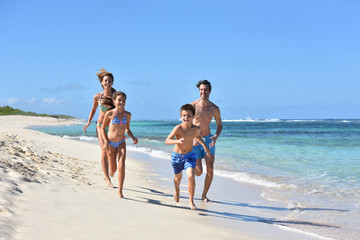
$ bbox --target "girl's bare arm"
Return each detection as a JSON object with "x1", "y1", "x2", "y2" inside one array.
[{"x1": 125, "y1": 113, "x2": 138, "y2": 144}]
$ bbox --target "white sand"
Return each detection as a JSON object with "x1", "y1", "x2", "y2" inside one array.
[{"x1": 0, "y1": 115, "x2": 326, "y2": 240}]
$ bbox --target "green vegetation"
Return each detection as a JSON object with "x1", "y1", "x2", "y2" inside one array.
[{"x1": 0, "y1": 106, "x2": 75, "y2": 119}]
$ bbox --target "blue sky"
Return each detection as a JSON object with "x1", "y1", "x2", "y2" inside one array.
[{"x1": 1, "y1": 0, "x2": 359, "y2": 120}]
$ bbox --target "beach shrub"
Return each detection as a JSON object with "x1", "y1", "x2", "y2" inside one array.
[{"x1": 0, "y1": 105, "x2": 74, "y2": 119}]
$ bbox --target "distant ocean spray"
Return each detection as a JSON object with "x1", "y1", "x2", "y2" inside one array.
[{"x1": 33, "y1": 119, "x2": 360, "y2": 239}]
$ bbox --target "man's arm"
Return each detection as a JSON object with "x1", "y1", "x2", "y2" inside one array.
[{"x1": 210, "y1": 106, "x2": 222, "y2": 147}]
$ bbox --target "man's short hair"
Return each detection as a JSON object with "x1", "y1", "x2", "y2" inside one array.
[
  {"x1": 196, "y1": 80, "x2": 211, "y2": 91},
  {"x1": 180, "y1": 104, "x2": 195, "y2": 116}
]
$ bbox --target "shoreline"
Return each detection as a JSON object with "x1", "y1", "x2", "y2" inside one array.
[
  {"x1": 126, "y1": 150, "x2": 333, "y2": 240},
  {"x1": 0, "y1": 115, "x2": 332, "y2": 239}
]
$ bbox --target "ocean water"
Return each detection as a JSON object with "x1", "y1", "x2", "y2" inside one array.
[{"x1": 32, "y1": 119, "x2": 360, "y2": 239}]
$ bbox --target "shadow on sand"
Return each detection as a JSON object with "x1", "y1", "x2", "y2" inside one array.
[{"x1": 125, "y1": 186, "x2": 345, "y2": 229}]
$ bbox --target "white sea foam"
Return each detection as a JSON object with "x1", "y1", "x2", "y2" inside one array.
[
  {"x1": 222, "y1": 118, "x2": 281, "y2": 123},
  {"x1": 285, "y1": 119, "x2": 322, "y2": 122},
  {"x1": 79, "y1": 136, "x2": 98, "y2": 141},
  {"x1": 215, "y1": 170, "x2": 283, "y2": 189},
  {"x1": 62, "y1": 135, "x2": 98, "y2": 142},
  {"x1": 275, "y1": 225, "x2": 335, "y2": 240},
  {"x1": 142, "y1": 138, "x2": 163, "y2": 144},
  {"x1": 127, "y1": 145, "x2": 170, "y2": 159},
  {"x1": 62, "y1": 135, "x2": 78, "y2": 140}
]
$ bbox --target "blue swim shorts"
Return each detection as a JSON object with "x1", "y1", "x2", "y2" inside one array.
[
  {"x1": 171, "y1": 151, "x2": 197, "y2": 175},
  {"x1": 193, "y1": 134, "x2": 216, "y2": 160}
]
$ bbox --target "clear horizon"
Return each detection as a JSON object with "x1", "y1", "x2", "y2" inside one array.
[{"x1": 1, "y1": 0, "x2": 359, "y2": 120}]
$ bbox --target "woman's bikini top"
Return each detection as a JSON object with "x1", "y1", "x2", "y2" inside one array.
[
  {"x1": 98, "y1": 93, "x2": 111, "y2": 112},
  {"x1": 111, "y1": 110, "x2": 127, "y2": 126}
]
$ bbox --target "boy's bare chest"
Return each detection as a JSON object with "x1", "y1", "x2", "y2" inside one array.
[{"x1": 177, "y1": 128, "x2": 196, "y2": 138}]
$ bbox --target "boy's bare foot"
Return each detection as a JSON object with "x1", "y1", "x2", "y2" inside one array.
[{"x1": 174, "y1": 191, "x2": 180, "y2": 202}]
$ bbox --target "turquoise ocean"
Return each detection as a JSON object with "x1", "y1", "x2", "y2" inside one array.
[{"x1": 32, "y1": 119, "x2": 360, "y2": 238}]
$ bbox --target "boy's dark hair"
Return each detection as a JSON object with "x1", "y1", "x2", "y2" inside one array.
[
  {"x1": 196, "y1": 79, "x2": 211, "y2": 91},
  {"x1": 180, "y1": 104, "x2": 195, "y2": 116},
  {"x1": 113, "y1": 91, "x2": 127, "y2": 100}
]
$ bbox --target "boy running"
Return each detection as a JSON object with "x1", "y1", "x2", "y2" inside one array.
[{"x1": 165, "y1": 104, "x2": 210, "y2": 210}]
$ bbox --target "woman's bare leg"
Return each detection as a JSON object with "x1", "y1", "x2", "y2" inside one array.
[{"x1": 96, "y1": 125, "x2": 112, "y2": 187}]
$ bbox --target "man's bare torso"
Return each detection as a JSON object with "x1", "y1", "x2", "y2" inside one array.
[{"x1": 191, "y1": 99, "x2": 218, "y2": 137}]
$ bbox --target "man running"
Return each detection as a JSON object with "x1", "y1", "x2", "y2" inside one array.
[{"x1": 191, "y1": 80, "x2": 222, "y2": 202}]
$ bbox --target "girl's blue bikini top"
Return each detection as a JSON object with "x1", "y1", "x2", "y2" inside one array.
[{"x1": 111, "y1": 111, "x2": 127, "y2": 125}]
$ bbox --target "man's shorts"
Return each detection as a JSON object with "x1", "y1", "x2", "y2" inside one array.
[
  {"x1": 193, "y1": 134, "x2": 216, "y2": 160},
  {"x1": 171, "y1": 151, "x2": 197, "y2": 175}
]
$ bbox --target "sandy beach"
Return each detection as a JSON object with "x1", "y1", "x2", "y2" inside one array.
[{"x1": 0, "y1": 115, "x2": 331, "y2": 240}]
